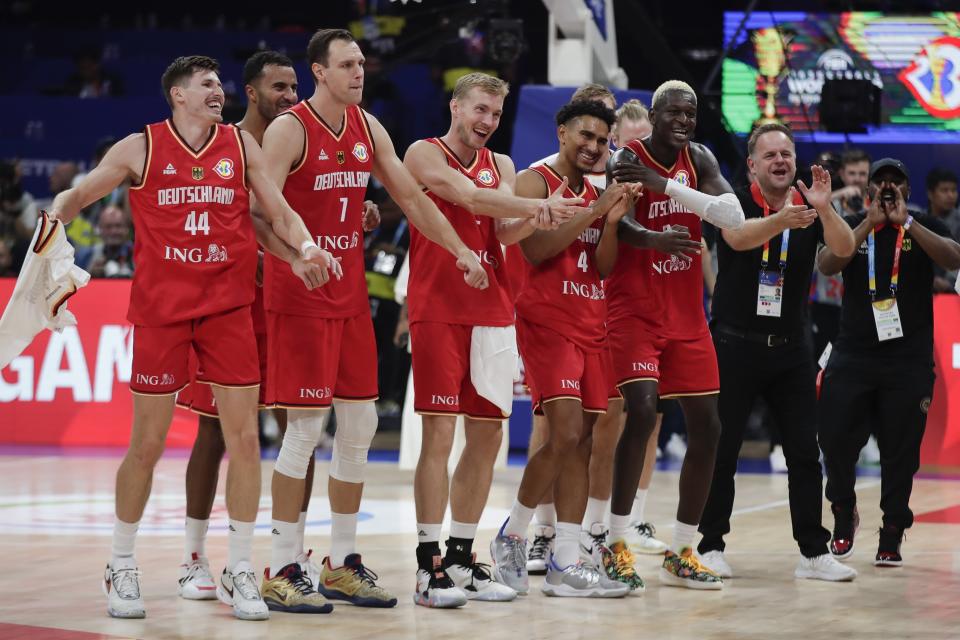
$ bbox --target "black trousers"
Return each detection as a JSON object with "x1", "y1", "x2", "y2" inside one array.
[
  {"x1": 818, "y1": 354, "x2": 934, "y2": 530},
  {"x1": 699, "y1": 330, "x2": 831, "y2": 558}
]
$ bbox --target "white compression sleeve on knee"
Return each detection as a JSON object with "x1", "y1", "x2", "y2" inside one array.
[
  {"x1": 664, "y1": 179, "x2": 744, "y2": 230},
  {"x1": 330, "y1": 401, "x2": 379, "y2": 483},
  {"x1": 274, "y1": 410, "x2": 327, "y2": 479}
]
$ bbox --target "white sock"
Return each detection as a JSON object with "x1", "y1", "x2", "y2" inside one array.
[
  {"x1": 449, "y1": 520, "x2": 478, "y2": 540},
  {"x1": 417, "y1": 523, "x2": 442, "y2": 544},
  {"x1": 295, "y1": 511, "x2": 307, "y2": 558},
  {"x1": 184, "y1": 517, "x2": 209, "y2": 564},
  {"x1": 328, "y1": 511, "x2": 358, "y2": 567},
  {"x1": 111, "y1": 518, "x2": 139, "y2": 570},
  {"x1": 227, "y1": 519, "x2": 255, "y2": 573},
  {"x1": 582, "y1": 497, "x2": 609, "y2": 530},
  {"x1": 609, "y1": 513, "x2": 632, "y2": 542},
  {"x1": 503, "y1": 500, "x2": 536, "y2": 538},
  {"x1": 269, "y1": 519, "x2": 298, "y2": 576},
  {"x1": 534, "y1": 502, "x2": 557, "y2": 527},
  {"x1": 672, "y1": 520, "x2": 698, "y2": 553},
  {"x1": 553, "y1": 522, "x2": 581, "y2": 568},
  {"x1": 631, "y1": 489, "x2": 648, "y2": 524}
]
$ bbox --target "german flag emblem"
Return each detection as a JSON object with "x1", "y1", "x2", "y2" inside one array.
[
  {"x1": 337, "y1": 150, "x2": 346, "y2": 165},
  {"x1": 192, "y1": 167, "x2": 204, "y2": 180}
]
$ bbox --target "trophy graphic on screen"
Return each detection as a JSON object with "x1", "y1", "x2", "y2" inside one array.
[{"x1": 752, "y1": 27, "x2": 789, "y2": 124}]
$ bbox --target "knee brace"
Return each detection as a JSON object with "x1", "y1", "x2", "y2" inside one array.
[
  {"x1": 329, "y1": 401, "x2": 378, "y2": 483},
  {"x1": 274, "y1": 410, "x2": 328, "y2": 479}
]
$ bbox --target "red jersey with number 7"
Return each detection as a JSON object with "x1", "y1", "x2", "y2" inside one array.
[
  {"x1": 605, "y1": 140, "x2": 706, "y2": 339},
  {"x1": 264, "y1": 101, "x2": 375, "y2": 318},
  {"x1": 514, "y1": 164, "x2": 606, "y2": 351},
  {"x1": 127, "y1": 120, "x2": 255, "y2": 327}
]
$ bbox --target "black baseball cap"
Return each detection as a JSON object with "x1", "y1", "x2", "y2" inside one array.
[{"x1": 869, "y1": 158, "x2": 909, "y2": 184}]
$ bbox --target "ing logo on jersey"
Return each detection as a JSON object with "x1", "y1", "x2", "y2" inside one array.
[
  {"x1": 352, "y1": 142, "x2": 369, "y2": 163},
  {"x1": 673, "y1": 170, "x2": 690, "y2": 187},
  {"x1": 476, "y1": 169, "x2": 495, "y2": 186},
  {"x1": 213, "y1": 158, "x2": 234, "y2": 179},
  {"x1": 192, "y1": 167, "x2": 204, "y2": 181}
]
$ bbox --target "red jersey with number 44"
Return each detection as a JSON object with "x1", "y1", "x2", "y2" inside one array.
[
  {"x1": 605, "y1": 140, "x2": 706, "y2": 338},
  {"x1": 515, "y1": 164, "x2": 605, "y2": 351},
  {"x1": 407, "y1": 138, "x2": 513, "y2": 326},
  {"x1": 127, "y1": 120, "x2": 255, "y2": 327},
  {"x1": 264, "y1": 101, "x2": 375, "y2": 318}
]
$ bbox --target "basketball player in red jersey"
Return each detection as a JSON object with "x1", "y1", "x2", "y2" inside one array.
[
  {"x1": 48, "y1": 55, "x2": 339, "y2": 620},
  {"x1": 256, "y1": 29, "x2": 490, "y2": 613},
  {"x1": 602, "y1": 80, "x2": 745, "y2": 589},
  {"x1": 402, "y1": 72, "x2": 587, "y2": 608}
]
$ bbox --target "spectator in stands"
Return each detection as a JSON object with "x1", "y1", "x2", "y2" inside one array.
[
  {"x1": 64, "y1": 48, "x2": 124, "y2": 98},
  {"x1": 79, "y1": 205, "x2": 133, "y2": 278},
  {"x1": 831, "y1": 149, "x2": 870, "y2": 217},
  {"x1": 926, "y1": 168, "x2": 960, "y2": 292},
  {"x1": 0, "y1": 160, "x2": 39, "y2": 244},
  {"x1": 73, "y1": 137, "x2": 127, "y2": 226}
]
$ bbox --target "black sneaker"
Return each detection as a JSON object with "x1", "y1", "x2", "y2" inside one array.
[
  {"x1": 875, "y1": 525, "x2": 904, "y2": 567},
  {"x1": 829, "y1": 504, "x2": 859, "y2": 560}
]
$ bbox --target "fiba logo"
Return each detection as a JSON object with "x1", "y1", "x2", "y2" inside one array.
[
  {"x1": 213, "y1": 158, "x2": 234, "y2": 179},
  {"x1": 476, "y1": 169, "x2": 495, "y2": 186},
  {"x1": 899, "y1": 36, "x2": 960, "y2": 118},
  {"x1": 673, "y1": 170, "x2": 690, "y2": 187},
  {"x1": 817, "y1": 49, "x2": 854, "y2": 72},
  {"x1": 352, "y1": 142, "x2": 369, "y2": 162}
]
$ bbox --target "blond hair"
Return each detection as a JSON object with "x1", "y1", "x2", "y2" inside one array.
[
  {"x1": 651, "y1": 80, "x2": 696, "y2": 110},
  {"x1": 615, "y1": 99, "x2": 649, "y2": 124},
  {"x1": 452, "y1": 72, "x2": 509, "y2": 101},
  {"x1": 571, "y1": 83, "x2": 615, "y2": 105}
]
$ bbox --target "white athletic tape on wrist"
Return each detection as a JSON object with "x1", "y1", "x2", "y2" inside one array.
[
  {"x1": 329, "y1": 401, "x2": 378, "y2": 483},
  {"x1": 274, "y1": 410, "x2": 327, "y2": 479},
  {"x1": 299, "y1": 239, "x2": 319, "y2": 258},
  {"x1": 664, "y1": 179, "x2": 744, "y2": 230}
]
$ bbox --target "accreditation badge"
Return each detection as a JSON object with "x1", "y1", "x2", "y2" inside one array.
[
  {"x1": 871, "y1": 298, "x2": 904, "y2": 341},
  {"x1": 756, "y1": 270, "x2": 784, "y2": 317}
]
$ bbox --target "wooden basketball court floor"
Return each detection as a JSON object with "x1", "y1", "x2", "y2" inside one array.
[{"x1": 0, "y1": 452, "x2": 958, "y2": 640}]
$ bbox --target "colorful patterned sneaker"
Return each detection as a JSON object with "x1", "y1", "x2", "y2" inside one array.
[
  {"x1": 541, "y1": 556, "x2": 629, "y2": 598},
  {"x1": 829, "y1": 504, "x2": 860, "y2": 561},
  {"x1": 527, "y1": 525, "x2": 555, "y2": 576},
  {"x1": 260, "y1": 563, "x2": 331, "y2": 614},
  {"x1": 103, "y1": 564, "x2": 145, "y2": 619},
  {"x1": 874, "y1": 525, "x2": 904, "y2": 567},
  {"x1": 604, "y1": 540, "x2": 646, "y2": 594},
  {"x1": 627, "y1": 522, "x2": 669, "y2": 555},
  {"x1": 413, "y1": 555, "x2": 467, "y2": 609},
  {"x1": 490, "y1": 519, "x2": 529, "y2": 594},
  {"x1": 659, "y1": 548, "x2": 723, "y2": 590},
  {"x1": 296, "y1": 549, "x2": 322, "y2": 583},
  {"x1": 698, "y1": 550, "x2": 733, "y2": 579},
  {"x1": 446, "y1": 552, "x2": 517, "y2": 602},
  {"x1": 178, "y1": 553, "x2": 217, "y2": 600},
  {"x1": 317, "y1": 554, "x2": 398, "y2": 607}
]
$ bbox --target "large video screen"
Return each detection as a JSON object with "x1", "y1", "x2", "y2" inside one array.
[{"x1": 721, "y1": 12, "x2": 960, "y2": 134}]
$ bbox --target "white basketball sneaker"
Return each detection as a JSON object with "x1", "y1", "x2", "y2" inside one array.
[
  {"x1": 625, "y1": 522, "x2": 669, "y2": 555},
  {"x1": 178, "y1": 553, "x2": 217, "y2": 600},
  {"x1": 795, "y1": 554, "x2": 857, "y2": 582},
  {"x1": 698, "y1": 550, "x2": 733, "y2": 579},
  {"x1": 446, "y1": 553, "x2": 517, "y2": 601},
  {"x1": 526, "y1": 524, "x2": 554, "y2": 575},
  {"x1": 103, "y1": 564, "x2": 146, "y2": 618},
  {"x1": 216, "y1": 562, "x2": 269, "y2": 620}
]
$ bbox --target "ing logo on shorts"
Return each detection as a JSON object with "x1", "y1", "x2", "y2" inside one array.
[
  {"x1": 476, "y1": 169, "x2": 495, "y2": 186},
  {"x1": 213, "y1": 158, "x2": 234, "y2": 179},
  {"x1": 673, "y1": 170, "x2": 690, "y2": 187},
  {"x1": 352, "y1": 142, "x2": 369, "y2": 162}
]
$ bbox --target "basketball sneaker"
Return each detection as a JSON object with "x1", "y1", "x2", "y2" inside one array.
[
  {"x1": 829, "y1": 504, "x2": 859, "y2": 561},
  {"x1": 446, "y1": 552, "x2": 517, "y2": 601},
  {"x1": 296, "y1": 549, "x2": 323, "y2": 583},
  {"x1": 625, "y1": 522, "x2": 668, "y2": 555},
  {"x1": 318, "y1": 554, "x2": 398, "y2": 607},
  {"x1": 659, "y1": 548, "x2": 723, "y2": 590},
  {"x1": 581, "y1": 526, "x2": 642, "y2": 595},
  {"x1": 541, "y1": 556, "x2": 629, "y2": 598},
  {"x1": 580, "y1": 522, "x2": 608, "y2": 563},
  {"x1": 795, "y1": 554, "x2": 858, "y2": 581},
  {"x1": 698, "y1": 550, "x2": 733, "y2": 578},
  {"x1": 874, "y1": 525, "x2": 904, "y2": 567},
  {"x1": 603, "y1": 540, "x2": 646, "y2": 594},
  {"x1": 103, "y1": 564, "x2": 145, "y2": 619},
  {"x1": 261, "y1": 562, "x2": 332, "y2": 614},
  {"x1": 178, "y1": 553, "x2": 217, "y2": 600},
  {"x1": 490, "y1": 520, "x2": 529, "y2": 594},
  {"x1": 216, "y1": 561, "x2": 270, "y2": 620},
  {"x1": 526, "y1": 524, "x2": 554, "y2": 575},
  {"x1": 414, "y1": 555, "x2": 467, "y2": 609}
]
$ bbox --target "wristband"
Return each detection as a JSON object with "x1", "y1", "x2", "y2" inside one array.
[
  {"x1": 903, "y1": 215, "x2": 913, "y2": 231},
  {"x1": 300, "y1": 239, "x2": 319, "y2": 258}
]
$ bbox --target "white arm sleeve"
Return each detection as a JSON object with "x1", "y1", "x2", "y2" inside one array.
[{"x1": 665, "y1": 179, "x2": 744, "y2": 230}]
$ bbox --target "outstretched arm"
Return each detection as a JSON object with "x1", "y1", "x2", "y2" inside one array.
[
  {"x1": 50, "y1": 133, "x2": 144, "y2": 223},
  {"x1": 493, "y1": 156, "x2": 554, "y2": 246}
]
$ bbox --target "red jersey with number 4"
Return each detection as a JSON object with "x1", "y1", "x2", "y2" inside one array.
[
  {"x1": 515, "y1": 165, "x2": 606, "y2": 351},
  {"x1": 127, "y1": 120, "x2": 255, "y2": 327},
  {"x1": 407, "y1": 138, "x2": 513, "y2": 326},
  {"x1": 264, "y1": 101, "x2": 375, "y2": 318},
  {"x1": 605, "y1": 140, "x2": 706, "y2": 338}
]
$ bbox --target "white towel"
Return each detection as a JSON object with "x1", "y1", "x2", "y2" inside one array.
[
  {"x1": 0, "y1": 212, "x2": 91, "y2": 368},
  {"x1": 470, "y1": 325, "x2": 519, "y2": 416}
]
